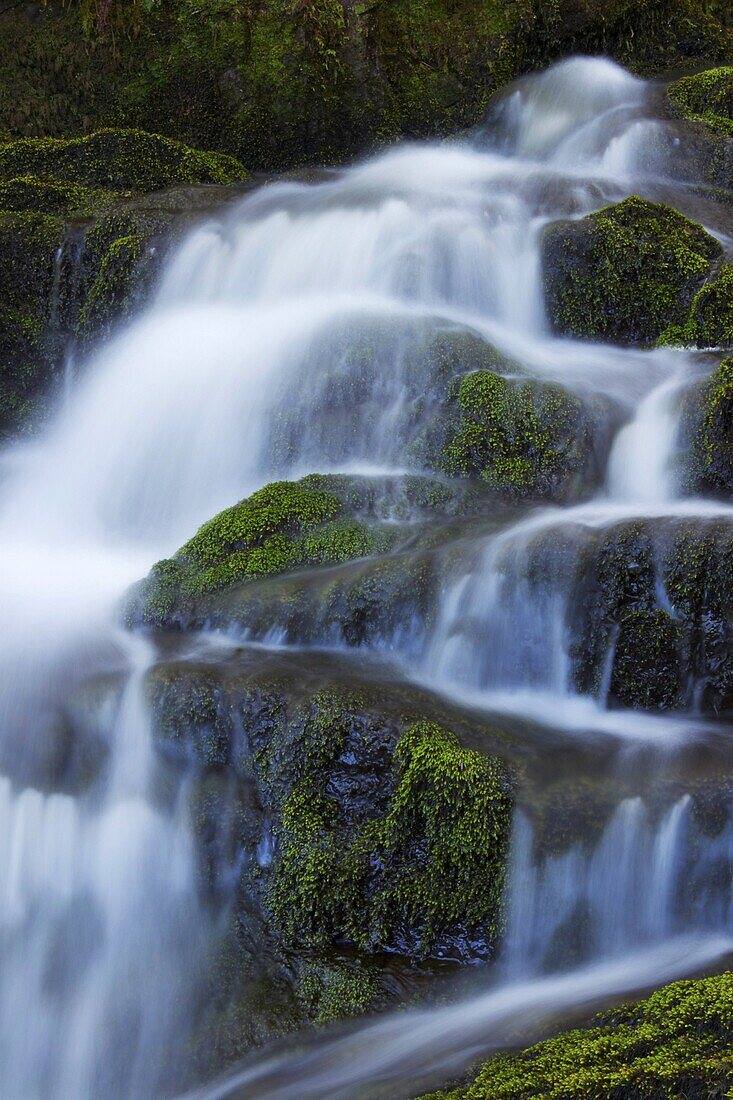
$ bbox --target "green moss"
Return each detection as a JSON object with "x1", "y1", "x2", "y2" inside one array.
[
  {"x1": 687, "y1": 356, "x2": 733, "y2": 494},
  {"x1": 0, "y1": 175, "x2": 114, "y2": 218},
  {"x1": 0, "y1": 128, "x2": 245, "y2": 192},
  {"x1": 4, "y1": 1, "x2": 731, "y2": 173},
  {"x1": 296, "y1": 959, "x2": 381, "y2": 1026},
  {"x1": 77, "y1": 232, "x2": 147, "y2": 338},
  {"x1": 443, "y1": 369, "x2": 587, "y2": 499},
  {"x1": 135, "y1": 477, "x2": 400, "y2": 623},
  {"x1": 269, "y1": 719, "x2": 513, "y2": 960},
  {"x1": 543, "y1": 196, "x2": 722, "y2": 345},
  {"x1": 668, "y1": 67, "x2": 733, "y2": 138},
  {"x1": 610, "y1": 608, "x2": 683, "y2": 710},
  {"x1": 661, "y1": 265, "x2": 733, "y2": 348},
  {"x1": 420, "y1": 970, "x2": 733, "y2": 1100}
]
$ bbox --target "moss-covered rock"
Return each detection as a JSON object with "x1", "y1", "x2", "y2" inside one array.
[
  {"x1": 542, "y1": 196, "x2": 722, "y2": 345},
  {"x1": 0, "y1": 128, "x2": 245, "y2": 437},
  {"x1": 270, "y1": 715, "x2": 512, "y2": 960},
  {"x1": 1, "y1": 1, "x2": 733, "y2": 172},
  {"x1": 0, "y1": 128, "x2": 245, "y2": 192},
  {"x1": 132, "y1": 476, "x2": 404, "y2": 628},
  {"x1": 662, "y1": 265, "x2": 733, "y2": 348},
  {"x1": 668, "y1": 66, "x2": 733, "y2": 139},
  {"x1": 0, "y1": 209, "x2": 64, "y2": 433},
  {"x1": 610, "y1": 608, "x2": 683, "y2": 709},
  {"x1": 143, "y1": 657, "x2": 513, "y2": 1073},
  {"x1": 421, "y1": 969, "x2": 733, "y2": 1100},
  {"x1": 683, "y1": 356, "x2": 733, "y2": 494},
  {"x1": 442, "y1": 368, "x2": 591, "y2": 500}
]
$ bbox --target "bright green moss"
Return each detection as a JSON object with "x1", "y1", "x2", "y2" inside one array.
[
  {"x1": 420, "y1": 970, "x2": 733, "y2": 1100},
  {"x1": 0, "y1": 128, "x2": 246, "y2": 192},
  {"x1": 135, "y1": 477, "x2": 400, "y2": 622},
  {"x1": 667, "y1": 67, "x2": 733, "y2": 138},
  {"x1": 269, "y1": 720, "x2": 513, "y2": 960},
  {"x1": 443, "y1": 369, "x2": 586, "y2": 499},
  {"x1": 543, "y1": 196, "x2": 721, "y2": 345}
]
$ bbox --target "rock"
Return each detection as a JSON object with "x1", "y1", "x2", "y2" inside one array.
[
  {"x1": 143, "y1": 658, "x2": 514, "y2": 1072},
  {"x1": 441, "y1": 366, "x2": 596, "y2": 501},
  {"x1": 130, "y1": 476, "x2": 405, "y2": 629},
  {"x1": 667, "y1": 67, "x2": 733, "y2": 139},
  {"x1": 683, "y1": 356, "x2": 733, "y2": 495},
  {"x1": 418, "y1": 970, "x2": 733, "y2": 1100},
  {"x1": 0, "y1": 129, "x2": 246, "y2": 191},
  {"x1": 0, "y1": 131, "x2": 246, "y2": 436},
  {"x1": 1, "y1": 1, "x2": 732, "y2": 172},
  {"x1": 610, "y1": 608, "x2": 683, "y2": 710},
  {"x1": 542, "y1": 196, "x2": 722, "y2": 345},
  {"x1": 571, "y1": 517, "x2": 733, "y2": 714}
]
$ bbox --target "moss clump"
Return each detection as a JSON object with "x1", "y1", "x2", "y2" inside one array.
[
  {"x1": 296, "y1": 959, "x2": 382, "y2": 1026},
  {"x1": 0, "y1": 129, "x2": 245, "y2": 192},
  {"x1": 269, "y1": 718, "x2": 513, "y2": 961},
  {"x1": 135, "y1": 477, "x2": 399, "y2": 624},
  {"x1": 610, "y1": 609, "x2": 683, "y2": 710},
  {"x1": 421, "y1": 970, "x2": 733, "y2": 1100},
  {"x1": 0, "y1": 175, "x2": 115, "y2": 218},
  {"x1": 443, "y1": 369, "x2": 588, "y2": 500},
  {"x1": 543, "y1": 196, "x2": 722, "y2": 345},
  {"x1": 668, "y1": 67, "x2": 733, "y2": 138}
]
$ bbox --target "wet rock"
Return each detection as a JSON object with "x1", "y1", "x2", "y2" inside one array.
[
  {"x1": 542, "y1": 196, "x2": 722, "y2": 345},
  {"x1": 682, "y1": 356, "x2": 733, "y2": 496}
]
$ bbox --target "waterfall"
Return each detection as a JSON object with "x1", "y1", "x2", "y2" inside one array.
[{"x1": 0, "y1": 54, "x2": 732, "y2": 1098}]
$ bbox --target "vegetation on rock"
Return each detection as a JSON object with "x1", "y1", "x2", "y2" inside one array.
[
  {"x1": 269, "y1": 715, "x2": 512, "y2": 959},
  {"x1": 683, "y1": 356, "x2": 733, "y2": 494},
  {"x1": 442, "y1": 367, "x2": 590, "y2": 499},
  {"x1": 0, "y1": 1, "x2": 729, "y2": 172},
  {"x1": 0, "y1": 126, "x2": 245, "y2": 436},
  {"x1": 543, "y1": 196, "x2": 722, "y2": 345},
  {"x1": 667, "y1": 66, "x2": 733, "y2": 138},
  {"x1": 421, "y1": 969, "x2": 733, "y2": 1100}
]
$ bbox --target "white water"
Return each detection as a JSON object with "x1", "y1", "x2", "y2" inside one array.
[{"x1": 0, "y1": 55, "x2": 731, "y2": 1098}]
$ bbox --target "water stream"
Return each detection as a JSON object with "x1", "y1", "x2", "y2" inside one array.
[{"x1": 0, "y1": 55, "x2": 732, "y2": 1098}]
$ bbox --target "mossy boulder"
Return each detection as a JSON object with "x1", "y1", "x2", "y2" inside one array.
[
  {"x1": 0, "y1": 210, "x2": 64, "y2": 432},
  {"x1": 0, "y1": 129, "x2": 245, "y2": 192},
  {"x1": 662, "y1": 265, "x2": 733, "y2": 348},
  {"x1": 667, "y1": 67, "x2": 733, "y2": 139},
  {"x1": 683, "y1": 356, "x2": 733, "y2": 494},
  {"x1": 421, "y1": 969, "x2": 733, "y2": 1100},
  {"x1": 132, "y1": 476, "x2": 404, "y2": 629},
  {"x1": 0, "y1": 129, "x2": 246, "y2": 437},
  {"x1": 144, "y1": 659, "x2": 513, "y2": 1070},
  {"x1": 271, "y1": 717, "x2": 512, "y2": 960},
  {"x1": 543, "y1": 196, "x2": 722, "y2": 345},
  {"x1": 442, "y1": 368, "x2": 593, "y2": 500}
]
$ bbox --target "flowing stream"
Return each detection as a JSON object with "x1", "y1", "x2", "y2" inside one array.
[{"x1": 1, "y1": 56, "x2": 732, "y2": 1098}]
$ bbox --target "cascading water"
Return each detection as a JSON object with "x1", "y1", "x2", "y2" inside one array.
[{"x1": 1, "y1": 54, "x2": 732, "y2": 1099}]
